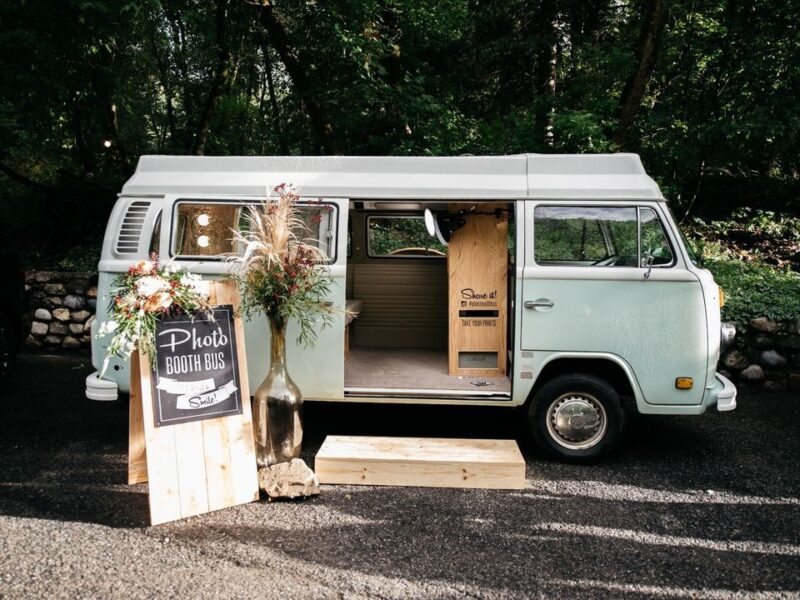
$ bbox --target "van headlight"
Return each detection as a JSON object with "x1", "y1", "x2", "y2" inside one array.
[{"x1": 720, "y1": 322, "x2": 736, "y2": 354}]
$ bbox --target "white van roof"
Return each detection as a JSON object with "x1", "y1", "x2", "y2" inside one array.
[{"x1": 121, "y1": 153, "x2": 663, "y2": 200}]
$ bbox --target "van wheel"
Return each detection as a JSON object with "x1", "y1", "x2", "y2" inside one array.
[{"x1": 527, "y1": 374, "x2": 624, "y2": 462}]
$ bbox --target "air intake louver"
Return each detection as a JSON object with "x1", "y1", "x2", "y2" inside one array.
[{"x1": 116, "y1": 201, "x2": 151, "y2": 254}]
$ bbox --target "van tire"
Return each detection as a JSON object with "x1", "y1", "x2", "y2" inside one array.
[{"x1": 527, "y1": 374, "x2": 624, "y2": 462}]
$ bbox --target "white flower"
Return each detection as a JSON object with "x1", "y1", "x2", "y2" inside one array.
[
  {"x1": 98, "y1": 320, "x2": 119, "y2": 335},
  {"x1": 162, "y1": 260, "x2": 179, "y2": 274},
  {"x1": 136, "y1": 275, "x2": 170, "y2": 298},
  {"x1": 135, "y1": 260, "x2": 155, "y2": 274},
  {"x1": 180, "y1": 273, "x2": 211, "y2": 299}
]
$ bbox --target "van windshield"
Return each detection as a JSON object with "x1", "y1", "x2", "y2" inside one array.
[{"x1": 666, "y1": 206, "x2": 701, "y2": 266}]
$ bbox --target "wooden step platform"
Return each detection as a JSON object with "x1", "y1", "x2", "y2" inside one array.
[{"x1": 315, "y1": 435, "x2": 525, "y2": 490}]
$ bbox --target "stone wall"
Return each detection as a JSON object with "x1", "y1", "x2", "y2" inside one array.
[
  {"x1": 720, "y1": 317, "x2": 800, "y2": 392},
  {"x1": 19, "y1": 270, "x2": 800, "y2": 393},
  {"x1": 25, "y1": 271, "x2": 98, "y2": 351}
]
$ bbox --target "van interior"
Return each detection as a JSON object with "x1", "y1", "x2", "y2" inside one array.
[{"x1": 344, "y1": 201, "x2": 514, "y2": 401}]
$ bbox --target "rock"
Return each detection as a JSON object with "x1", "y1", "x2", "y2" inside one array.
[
  {"x1": 34, "y1": 271, "x2": 51, "y2": 283},
  {"x1": 44, "y1": 283, "x2": 65, "y2": 295},
  {"x1": 24, "y1": 335, "x2": 42, "y2": 348},
  {"x1": 751, "y1": 335, "x2": 773, "y2": 349},
  {"x1": 64, "y1": 295, "x2": 85, "y2": 310},
  {"x1": 718, "y1": 369, "x2": 732, "y2": 379},
  {"x1": 764, "y1": 380, "x2": 785, "y2": 392},
  {"x1": 258, "y1": 459, "x2": 320, "y2": 500},
  {"x1": 34, "y1": 308, "x2": 52, "y2": 321},
  {"x1": 44, "y1": 335, "x2": 62, "y2": 345},
  {"x1": 62, "y1": 336, "x2": 82, "y2": 349},
  {"x1": 722, "y1": 350, "x2": 749, "y2": 371},
  {"x1": 46, "y1": 296, "x2": 62, "y2": 309},
  {"x1": 86, "y1": 286, "x2": 98, "y2": 299},
  {"x1": 49, "y1": 322, "x2": 68, "y2": 335},
  {"x1": 87, "y1": 298, "x2": 97, "y2": 310},
  {"x1": 759, "y1": 350, "x2": 788, "y2": 370},
  {"x1": 788, "y1": 373, "x2": 800, "y2": 392},
  {"x1": 750, "y1": 317, "x2": 779, "y2": 334},
  {"x1": 71, "y1": 310, "x2": 91, "y2": 323},
  {"x1": 25, "y1": 271, "x2": 35, "y2": 283},
  {"x1": 30, "y1": 321, "x2": 48, "y2": 336},
  {"x1": 68, "y1": 323, "x2": 84, "y2": 335},
  {"x1": 67, "y1": 279, "x2": 89, "y2": 294},
  {"x1": 52, "y1": 308, "x2": 71, "y2": 322},
  {"x1": 739, "y1": 364, "x2": 765, "y2": 383}
]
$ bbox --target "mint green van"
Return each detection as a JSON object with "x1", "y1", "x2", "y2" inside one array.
[{"x1": 86, "y1": 154, "x2": 736, "y2": 461}]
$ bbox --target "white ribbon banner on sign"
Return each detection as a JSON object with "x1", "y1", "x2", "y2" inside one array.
[
  {"x1": 174, "y1": 380, "x2": 238, "y2": 411},
  {"x1": 156, "y1": 377, "x2": 216, "y2": 396}
]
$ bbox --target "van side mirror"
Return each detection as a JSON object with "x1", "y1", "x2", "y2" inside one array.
[{"x1": 424, "y1": 208, "x2": 436, "y2": 237}]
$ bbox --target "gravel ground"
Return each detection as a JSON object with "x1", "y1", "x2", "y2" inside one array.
[{"x1": 1, "y1": 353, "x2": 799, "y2": 599}]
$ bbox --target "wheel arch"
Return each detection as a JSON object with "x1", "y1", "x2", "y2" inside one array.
[{"x1": 525, "y1": 354, "x2": 642, "y2": 410}]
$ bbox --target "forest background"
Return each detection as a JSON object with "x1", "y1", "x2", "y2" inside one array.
[{"x1": 1, "y1": 0, "x2": 798, "y2": 323}]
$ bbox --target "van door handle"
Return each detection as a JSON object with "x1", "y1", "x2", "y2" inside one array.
[{"x1": 524, "y1": 300, "x2": 554, "y2": 310}]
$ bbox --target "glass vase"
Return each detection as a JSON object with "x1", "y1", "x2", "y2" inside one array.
[{"x1": 252, "y1": 320, "x2": 303, "y2": 467}]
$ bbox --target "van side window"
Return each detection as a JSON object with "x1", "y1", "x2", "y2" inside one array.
[
  {"x1": 534, "y1": 206, "x2": 638, "y2": 266},
  {"x1": 172, "y1": 201, "x2": 337, "y2": 260},
  {"x1": 367, "y1": 215, "x2": 446, "y2": 258},
  {"x1": 534, "y1": 206, "x2": 675, "y2": 267}
]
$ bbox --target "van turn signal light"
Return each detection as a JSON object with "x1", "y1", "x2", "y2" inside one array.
[
  {"x1": 675, "y1": 377, "x2": 694, "y2": 390},
  {"x1": 719, "y1": 288, "x2": 726, "y2": 308}
]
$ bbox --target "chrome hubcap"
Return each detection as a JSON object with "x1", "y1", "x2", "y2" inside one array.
[{"x1": 546, "y1": 393, "x2": 607, "y2": 450}]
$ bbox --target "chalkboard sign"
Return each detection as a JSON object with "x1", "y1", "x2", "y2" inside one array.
[{"x1": 152, "y1": 305, "x2": 243, "y2": 427}]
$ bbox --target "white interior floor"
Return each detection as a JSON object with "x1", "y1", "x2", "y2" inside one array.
[{"x1": 345, "y1": 347, "x2": 511, "y2": 393}]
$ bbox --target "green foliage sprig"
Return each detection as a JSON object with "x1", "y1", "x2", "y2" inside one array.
[{"x1": 227, "y1": 184, "x2": 335, "y2": 346}]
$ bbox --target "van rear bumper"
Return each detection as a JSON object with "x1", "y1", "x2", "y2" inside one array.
[
  {"x1": 86, "y1": 371, "x2": 119, "y2": 402},
  {"x1": 707, "y1": 372, "x2": 737, "y2": 412}
]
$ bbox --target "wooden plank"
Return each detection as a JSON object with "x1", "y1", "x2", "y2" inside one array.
[
  {"x1": 211, "y1": 280, "x2": 259, "y2": 505},
  {"x1": 173, "y1": 420, "x2": 210, "y2": 518},
  {"x1": 315, "y1": 436, "x2": 525, "y2": 490},
  {"x1": 127, "y1": 352, "x2": 148, "y2": 485},
  {"x1": 447, "y1": 209, "x2": 508, "y2": 376},
  {"x1": 138, "y1": 350, "x2": 183, "y2": 525},
  {"x1": 201, "y1": 417, "x2": 235, "y2": 511}
]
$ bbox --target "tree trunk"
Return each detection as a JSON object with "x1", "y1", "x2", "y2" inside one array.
[
  {"x1": 192, "y1": 0, "x2": 232, "y2": 155},
  {"x1": 257, "y1": 2, "x2": 342, "y2": 155},
  {"x1": 613, "y1": 0, "x2": 668, "y2": 148},
  {"x1": 533, "y1": 0, "x2": 559, "y2": 149},
  {"x1": 262, "y1": 43, "x2": 290, "y2": 154}
]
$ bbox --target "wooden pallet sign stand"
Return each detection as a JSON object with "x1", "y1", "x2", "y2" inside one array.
[
  {"x1": 128, "y1": 281, "x2": 259, "y2": 525},
  {"x1": 447, "y1": 203, "x2": 508, "y2": 376},
  {"x1": 316, "y1": 436, "x2": 525, "y2": 490}
]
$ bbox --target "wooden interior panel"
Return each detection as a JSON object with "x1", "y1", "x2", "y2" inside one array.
[{"x1": 350, "y1": 261, "x2": 448, "y2": 349}]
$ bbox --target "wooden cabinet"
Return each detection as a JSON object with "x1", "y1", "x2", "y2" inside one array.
[{"x1": 447, "y1": 207, "x2": 508, "y2": 376}]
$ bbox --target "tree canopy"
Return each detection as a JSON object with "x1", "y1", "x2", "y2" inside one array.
[{"x1": 1, "y1": 0, "x2": 798, "y2": 263}]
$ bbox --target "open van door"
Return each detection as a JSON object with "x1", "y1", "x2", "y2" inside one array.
[{"x1": 244, "y1": 197, "x2": 349, "y2": 401}]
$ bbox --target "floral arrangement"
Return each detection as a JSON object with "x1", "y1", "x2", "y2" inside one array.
[
  {"x1": 98, "y1": 254, "x2": 211, "y2": 375},
  {"x1": 228, "y1": 183, "x2": 335, "y2": 344}
]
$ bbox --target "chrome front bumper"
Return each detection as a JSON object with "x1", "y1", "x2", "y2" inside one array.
[
  {"x1": 86, "y1": 371, "x2": 119, "y2": 401},
  {"x1": 714, "y1": 372, "x2": 737, "y2": 411}
]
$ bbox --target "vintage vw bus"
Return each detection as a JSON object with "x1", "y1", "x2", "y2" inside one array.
[{"x1": 86, "y1": 154, "x2": 736, "y2": 461}]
